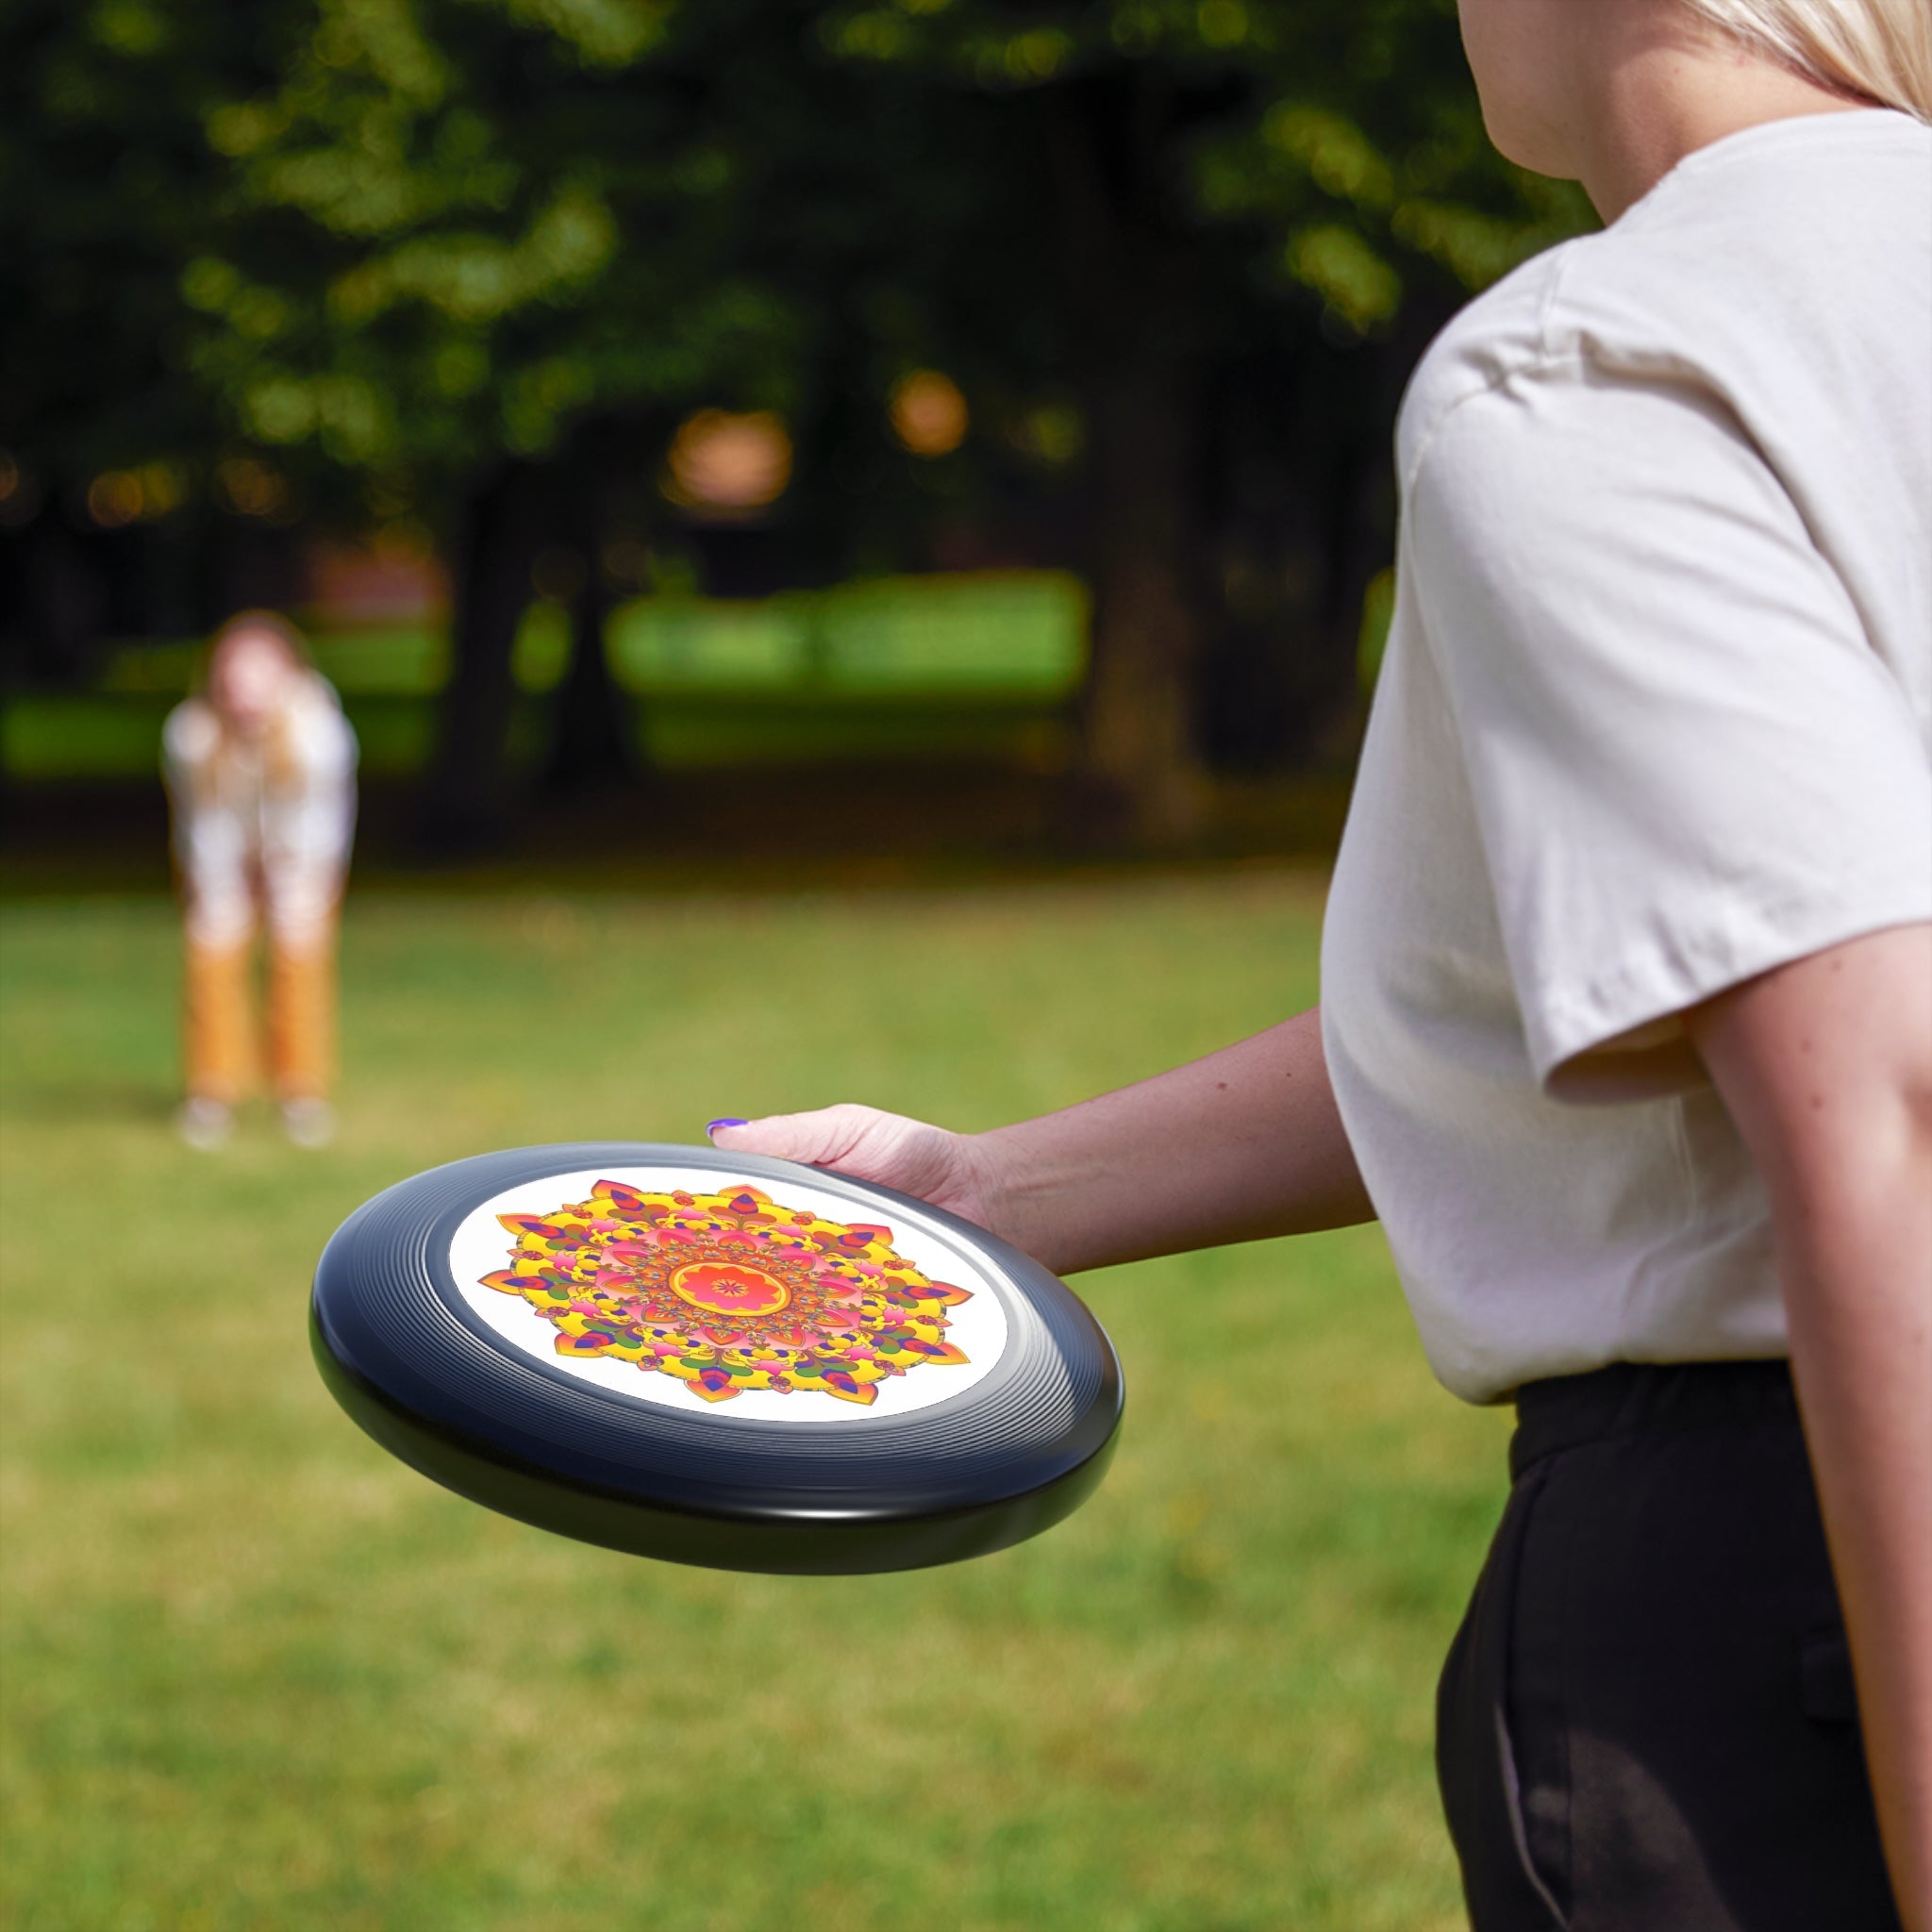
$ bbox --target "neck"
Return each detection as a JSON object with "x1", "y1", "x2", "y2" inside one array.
[{"x1": 1574, "y1": 16, "x2": 1875, "y2": 224}]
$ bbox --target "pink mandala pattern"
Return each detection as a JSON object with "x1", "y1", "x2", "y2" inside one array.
[{"x1": 482, "y1": 1179, "x2": 973, "y2": 1406}]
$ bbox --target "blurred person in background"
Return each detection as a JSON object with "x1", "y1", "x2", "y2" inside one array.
[
  {"x1": 710, "y1": 0, "x2": 1932, "y2": 1926},
  {"x1": 163, "y1": 611, "x2": 358, "y2": 1151}
]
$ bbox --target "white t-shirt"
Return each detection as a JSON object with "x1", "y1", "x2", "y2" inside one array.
[{"x1": 1322, "y1": 109, "x2": 1932, "y2": 1405}]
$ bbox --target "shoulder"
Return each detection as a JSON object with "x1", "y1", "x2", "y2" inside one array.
[
  {"x1": 1394, "y1": 204, "x2": 1736, "y2": 489},
  {"x1": 1395, "y1": 242, "x2": 1580, "y2": 485},
  {"x1": 1398, "y1": 109, "x2": 1932, "y2": 491}
]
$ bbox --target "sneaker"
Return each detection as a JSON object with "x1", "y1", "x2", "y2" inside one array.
[
  {"x1": 175, "y1": 1096, "x2": 233, "y2": 1151},
  {"x1": 280, "y1": 1096, "x2": 337, "y2": 1149}
]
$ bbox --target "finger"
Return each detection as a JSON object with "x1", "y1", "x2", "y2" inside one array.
[{"x1": 708, "y1": 1107, "x2": 871, "y2": 1167}]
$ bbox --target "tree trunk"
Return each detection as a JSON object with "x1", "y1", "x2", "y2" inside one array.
[
  {"x1": 418, "y1": 460, "x2": 542, "y2": 857},
  {"x1": 541, "y1": 418, "x2": 658, "y2": 799},
  {"x1": 1080, "y1": 361, "x2": 1205, "y2": 843},
  {"x1": 13, "y1": 509, "x2": 107, "y2": 687},
  {"x1": 1298, "y1": 292, "x2": 1460, "y2": 756},
  {"x1": 541, "y1": 554, "x2": 634, "y2": 797},
  {"x1": 1045, "y1": 76, "x2": 1210, "y2": 847}
]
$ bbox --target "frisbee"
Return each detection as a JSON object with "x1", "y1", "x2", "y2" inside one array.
[{"x1": 310, "y1": 1142, "x2": 1123, "y2": 1574}]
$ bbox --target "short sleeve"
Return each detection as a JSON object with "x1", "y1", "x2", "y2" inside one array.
[{"x1": 1408, "y1": 364, "x2": 1932, "y2": 1096}]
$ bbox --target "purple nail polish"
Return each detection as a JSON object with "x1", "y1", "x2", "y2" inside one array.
[{"x1": 707, "y1": 1118, "x2": 748, "y2": 1135}]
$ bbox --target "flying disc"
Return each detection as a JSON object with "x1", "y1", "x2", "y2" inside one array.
[{"x1": 310, "y1": 1142, "x2": 1123, "y2": 1574}]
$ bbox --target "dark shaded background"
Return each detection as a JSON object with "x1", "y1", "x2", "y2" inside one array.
[{"x1": 1, "y1": 0, "x2": 1593, "y2": 875}]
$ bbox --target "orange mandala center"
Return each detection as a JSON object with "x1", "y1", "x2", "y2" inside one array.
[{"x1": 669, "y1": 1260, "x2": 791, "y2": 1318}]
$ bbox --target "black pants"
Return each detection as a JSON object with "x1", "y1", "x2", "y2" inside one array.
[{"x1": 1436, "y1": 1360, "x2": 1900, "y2": 1932}]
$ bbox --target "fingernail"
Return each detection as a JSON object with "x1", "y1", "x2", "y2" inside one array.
[{"x1": 706, "y1": 1118, "x2": 748, "y2": 1137}]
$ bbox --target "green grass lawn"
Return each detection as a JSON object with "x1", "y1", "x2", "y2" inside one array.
[{"x1": 0, "y1": 874, "x2": 1506, "y2": 1932}]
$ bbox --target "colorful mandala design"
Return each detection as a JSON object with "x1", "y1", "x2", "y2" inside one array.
[{"x1": 481, "y1": 1179, "x2": 974, "y2": 1407}]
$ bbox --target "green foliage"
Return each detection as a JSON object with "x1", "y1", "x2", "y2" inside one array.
[
  {"x1": 6, "y1": 0, "x2": 1593, "y2": 523},
  {"x1": 0, "y1": 878, "x2": 1509, "y2": 1929},
  {"x1": 169, "y1": 0, "x2": 814, "y2": 501},
  {"x1": 1, "y1": 2, "x2": 270, "y2": 485},
  {"x1": 808, "y1": 0, "x2": 1591, "y2": 326}
]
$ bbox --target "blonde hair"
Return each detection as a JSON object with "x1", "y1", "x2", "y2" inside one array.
[{"x1": 1682, "y1": 0, "x2": 1932, "y2": 120}]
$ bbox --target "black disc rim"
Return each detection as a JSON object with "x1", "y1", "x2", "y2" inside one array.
[{"x1": 310, "y1": 1142, "x2": 1124, "y2": 1573}]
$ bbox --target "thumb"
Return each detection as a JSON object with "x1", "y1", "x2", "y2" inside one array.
[{"x1": 707, "y1": 1105, "x2": 878, "y2": 1169}]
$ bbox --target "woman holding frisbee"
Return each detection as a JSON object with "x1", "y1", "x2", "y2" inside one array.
[
  {"x1": 164, "y1": 611, "x2": 358, "y2": 1150},
  {"x1": 712, "y1": 1, "x2": 1932, "y2": 1924}
]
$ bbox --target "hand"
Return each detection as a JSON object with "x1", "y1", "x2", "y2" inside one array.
[{"x1": 708, "y1": 1105, "x2": 1011, "y2": 1239}]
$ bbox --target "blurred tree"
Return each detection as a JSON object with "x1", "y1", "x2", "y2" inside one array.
[
  {"x1": 807, "y1": 0, "x2": 1592, "y2": 834},
  {"x1": 165, "y1": 0, "x2": 800, "y2": 844},
  {"x1": 4, "y1": 0, "x2": 1591, "y2": 842},
  {"x1": 0, "y1": 0, "x2": 302, "y2": 680},
  {"x1": 153, "y1": 0, "x2": 981, "y2": 844}
]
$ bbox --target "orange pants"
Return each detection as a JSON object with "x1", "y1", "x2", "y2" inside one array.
[{"x1": 184, "y1": 922, "x2": 337, "y2": 1105}]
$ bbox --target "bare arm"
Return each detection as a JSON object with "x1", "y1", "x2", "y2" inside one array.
[
  {"x1": 710, "y1": 1005, "x2": 1374, "y2": 1276},
  {"x1": 1689, "y1": 924, "x2": 1932, "y2": 1932}
]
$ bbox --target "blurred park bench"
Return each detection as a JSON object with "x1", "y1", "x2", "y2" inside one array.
[{"x1": 2, "y1": 571, "x2": 1089, "y2": 781}]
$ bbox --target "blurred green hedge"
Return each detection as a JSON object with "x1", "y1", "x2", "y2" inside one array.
[{"x1": 3, "y1": 572, "x2": 1088, "y2": 779}]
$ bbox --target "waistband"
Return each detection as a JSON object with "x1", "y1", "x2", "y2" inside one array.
[{"x1": 1509, "y1": 1358, "x2": 1797, "y2": 1482}]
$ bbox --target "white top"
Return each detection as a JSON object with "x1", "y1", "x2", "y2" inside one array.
[
  {"x1": 163, "y1": 671, "x2": 358, "y2": 949},
  {"x1": 1322, "y1": 109, "x2": 1932, "y2": 1405}
]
